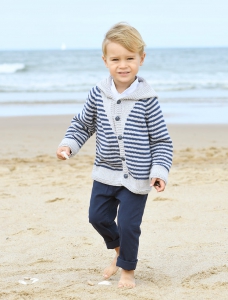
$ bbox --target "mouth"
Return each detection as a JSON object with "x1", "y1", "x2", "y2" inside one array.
[{"x1": 118, "y1": 72, "x2": 130, "y2": 75}]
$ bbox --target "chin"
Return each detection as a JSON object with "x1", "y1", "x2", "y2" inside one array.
[{"x1": 117, "y1": 76, "x2": 134, "y2": 81}]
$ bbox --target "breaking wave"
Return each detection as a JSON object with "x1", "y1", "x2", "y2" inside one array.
[{"x1": 0, "y1": 63, "x2": 25, "y2": 74}]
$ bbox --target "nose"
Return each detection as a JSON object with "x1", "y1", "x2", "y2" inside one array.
[{"x1": 119, "y1": 59, "x2": 127, "y2": 68}]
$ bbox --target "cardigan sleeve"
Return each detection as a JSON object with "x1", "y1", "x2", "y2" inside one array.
[
  {"x1": 58, "y1": 87, "x2": 97, "y2": 156},
  {"x1": 145, "y1": 97, "x2": 173, "y2": 184}
]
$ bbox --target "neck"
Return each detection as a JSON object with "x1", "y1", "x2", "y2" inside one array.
[{"x1": 114, "y1": 79, "x2": 135, "y2": 94}]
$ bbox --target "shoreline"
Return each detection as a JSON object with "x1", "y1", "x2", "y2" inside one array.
[{"x1": 1, "y1": 99, "x2": 228, "y2": 123}]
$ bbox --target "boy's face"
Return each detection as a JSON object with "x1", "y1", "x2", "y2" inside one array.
[{"x1": 102, "y1": 42, "x2": 145, "y2": 93}]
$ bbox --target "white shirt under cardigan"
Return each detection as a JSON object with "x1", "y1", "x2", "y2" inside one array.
[{"x1": 111, "y1": 78, "x2": 139, "y2": 100}]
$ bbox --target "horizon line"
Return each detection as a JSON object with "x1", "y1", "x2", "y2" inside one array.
[{"x1": 1, "y1": 45, "x2": 228, "y2": 52}]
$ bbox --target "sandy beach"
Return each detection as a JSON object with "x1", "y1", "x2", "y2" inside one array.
[{"x1": 1, "y1": 115, "x2": 228, "y2": 300}]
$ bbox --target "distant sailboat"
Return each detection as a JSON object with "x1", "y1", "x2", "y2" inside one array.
[{"x1": 61, "y1": 43, "x2": 66, "y2": 50}]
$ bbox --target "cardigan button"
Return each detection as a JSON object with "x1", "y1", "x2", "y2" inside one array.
[
  {"x1": 121, "y1": 157, "x2": 125, "y2": 161},
  {"x1": 117, "y1": 100, "x2": 121, "y2": 104},
  {"x1": 118, "y1": 135, "x2": 123, "y2": 140},
  {"x1": 115, "y1": 116, "x2": 120, "y2": 121},
  {"x1": 124, "y1": 174, "x2": 128, "y2": 179}
]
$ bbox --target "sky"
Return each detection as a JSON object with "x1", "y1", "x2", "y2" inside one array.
[{"x1": 0, "y1": 0, "x2": 228, "y2": 50}]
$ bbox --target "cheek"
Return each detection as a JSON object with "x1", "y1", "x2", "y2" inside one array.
[
  {"x1": 109, "y1": 64, "x2": 116, "y2": 71},
  {"x1": 133, "y1": 63, "x2": 140, "y2": 70}
]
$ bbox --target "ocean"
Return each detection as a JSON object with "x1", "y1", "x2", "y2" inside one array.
[{"x1": 0, "y1": 48, "x2": 228, "y2": 123}]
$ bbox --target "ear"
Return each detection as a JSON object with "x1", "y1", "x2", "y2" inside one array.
[
  {"x1": 140, "y1": 52, "x2": 146, "y2": 66},
  {"x1": 102, "y1": 55, "x2": 108, "y2": 68}
]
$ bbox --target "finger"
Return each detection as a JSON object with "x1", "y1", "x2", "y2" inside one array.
[
  {"x1": 57, "y1": 153, "x2": 66, "y2": 160},
  {"x1": 156, "y1": 181, "x2": 166, "y2": 192},
  {"x1": 150, "y1": 178, "x2": 156, "y2": 187},
  {"x1": 56, "y1": 149, "x2": 66, "y2": 160},
  {"x1": 61, "y1": 151, "x2": 69, "y2": 159},
  {"x1": 154, "y1": 185, "x2": 160, "y2": 192},
  {"x1": 61, "y1": 147, "x2": 71, "y2": 157}
]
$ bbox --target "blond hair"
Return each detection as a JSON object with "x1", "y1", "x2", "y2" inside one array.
[{"x1": 102, "y1": 22, "x2": 146, "y2": 56}]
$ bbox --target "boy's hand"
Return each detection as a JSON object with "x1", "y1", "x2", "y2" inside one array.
[
  {"x1": 150, "y1": 178, "x2": 165, "y2": 192},
  {"x1": 56, "y1": 146, "x2": 71, "y2": 160}
]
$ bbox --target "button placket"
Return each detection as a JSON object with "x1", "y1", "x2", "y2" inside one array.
[{"x1": 115, "y1": 99, "x2": 128, "y2": 177}]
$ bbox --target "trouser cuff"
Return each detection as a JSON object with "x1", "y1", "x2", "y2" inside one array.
[
  {"x1": 106, "y1": 238, "x2": 120, "y2": 249},
  {"x1": 116, "y1": 257, "x2": 137, "y2": 270}
]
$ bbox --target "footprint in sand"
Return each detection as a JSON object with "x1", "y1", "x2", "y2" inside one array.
[
  {"x1": 169, "y1": 216, "x2": 184, "y2": 222},
  {"x1": 182, "y1": 265, "x2": 228, "y2": 288},
  {"x1": 29, "y1": 258, "x2": 53, "y2": 266},
  {"x1": 45, "y1": 197, "x2": 65, "y2": 203},
  {"x1": 12, "y1": 228, "x2": 48, "y2": 236},
  {"x1": 1, "y1": 193, "x2": 15, "y2": 199},
  {"x1": 153, "y1": 197, "x2": 175, "y2": 202}
]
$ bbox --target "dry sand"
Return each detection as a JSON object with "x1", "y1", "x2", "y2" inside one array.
[{"x1": 0, "y1": 115, "x2": 228, "y2": 300}]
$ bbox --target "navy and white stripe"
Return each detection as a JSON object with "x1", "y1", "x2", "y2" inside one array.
[
  {"x1": 65, "y1": 87, "x2": 98, "y2": 147},
  {"x1": 63, "y1": 87, "x2": 172, "y2": 181},
  {"x1": 124, "y1": 98, "x2": 172, "y2": 180}
]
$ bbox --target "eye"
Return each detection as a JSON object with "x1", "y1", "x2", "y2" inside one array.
[
  {"x1": 111, "y1": 58, "x2": 118, "y2": 61},
  {"x1": 127, "y1": 57, "x2": 134, "y2": 60}
]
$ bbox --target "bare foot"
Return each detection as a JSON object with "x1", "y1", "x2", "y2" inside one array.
[
  {"x1": 103, "y1": 247, "x2": 119, "y2": 279},
  {"x1": 118, "y1": 269, "x2": 135, "y2": 288}
]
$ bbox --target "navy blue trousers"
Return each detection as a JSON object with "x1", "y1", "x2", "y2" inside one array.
[{"x1": 88, "y1": 180, "x2": 148, "y2": 270}]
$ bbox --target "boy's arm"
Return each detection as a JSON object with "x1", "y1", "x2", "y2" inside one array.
[
  {"x1": 145, "y1": 97, "x2": 173, "y2": 185},
  {"x1": 58, "y1": 88, "x2": 97, "y2": 157}
]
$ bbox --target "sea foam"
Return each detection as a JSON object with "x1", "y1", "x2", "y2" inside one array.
[{"x1": 0, "y1": 63, "x2": 25, "y2": 74}]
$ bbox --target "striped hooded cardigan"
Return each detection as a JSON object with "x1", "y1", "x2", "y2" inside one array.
[{"x1": 59, "y1": 76, "x2": 173, "y2": 195}]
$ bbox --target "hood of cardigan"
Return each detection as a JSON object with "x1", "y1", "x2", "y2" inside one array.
[{"x1": 97, "y1": 76, "x2": 158, "y2": 100}]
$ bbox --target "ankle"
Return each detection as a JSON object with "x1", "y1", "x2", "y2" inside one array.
[
  {"x1": 122, "y1": 269, "x2": 134, "y2": 274},
  {"x1": 115, "y1": 247, "x2": 120, "y2": 255}
]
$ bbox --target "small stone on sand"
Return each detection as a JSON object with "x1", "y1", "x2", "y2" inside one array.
[{"x1": 98, "y1": 281, "x2": 112, "y2": 285}]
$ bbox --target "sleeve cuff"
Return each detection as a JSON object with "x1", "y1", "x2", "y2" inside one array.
[
  {"x1": 58, "y1": 138, "x2": 80, "y2": 157},
  {"x1": 150, "y1": 165, "x2": 169, "y2": 185}
]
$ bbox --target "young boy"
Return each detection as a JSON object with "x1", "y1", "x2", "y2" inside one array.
[{"x1": 57, "y1": 23, "x2": 173, "y2": 288}]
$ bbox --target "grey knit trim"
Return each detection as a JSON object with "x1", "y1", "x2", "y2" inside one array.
[
  {"x1": 92, "y1": 165, "x2": 152, "y2": 195},
  {"x1": 58, "y1": 138, "x2": 80, "y2": 157},
  {"x1": 150, "y1": 165, "x2": 169, "y2": 185},
  {"x1": 97, "y1": 76, "x2": 158, "y2": 101}
]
